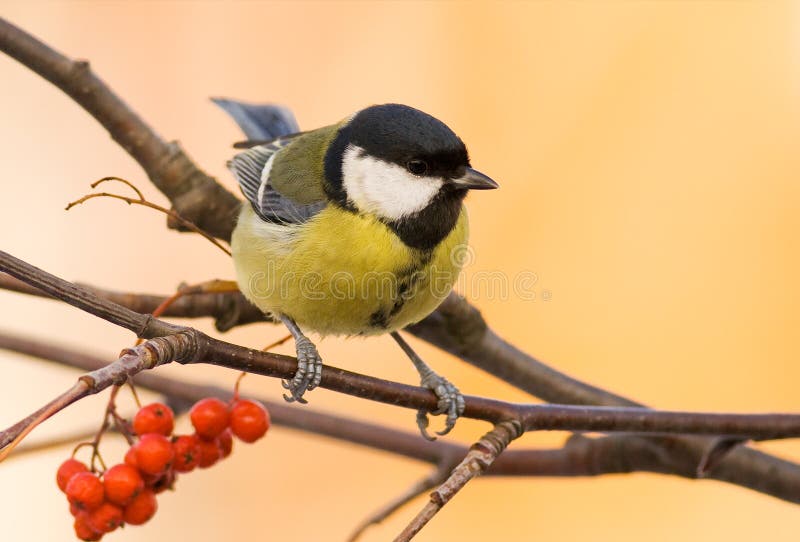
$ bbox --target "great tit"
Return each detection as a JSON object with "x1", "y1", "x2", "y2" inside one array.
[{"x1": 215, "y1": 99, "x2": 498, "y2": 438}]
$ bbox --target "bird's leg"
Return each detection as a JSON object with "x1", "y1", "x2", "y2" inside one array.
[
  {"x1": 390, "y1": 331, "x2": 465, "y2": 440},
  {"x1": 279, "y1": 315, "x2": 323, "y2": 404}
]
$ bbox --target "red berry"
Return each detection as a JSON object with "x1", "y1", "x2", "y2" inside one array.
[
  {"x1": 217, "y1": 429, "x2": 233, "y2": 459},
  {"x1": 70, "y1": 502, "x2": 82, "y2": 517},
  {"x1": 190, "y1": 398, "x2": 230, "y2": 439},
  {"x1": 74, "y1": 513, "x2": 103, "y2": 541},
  {"x1": 230, "y1": 399, "x2": 270, "y2": 443},
  {"x1": 172, "y1": 434, "x2": 201, "y2": 473},
  {"x1": 123, "y1": 489, "x2": 157, "y2": 525},
  {"x1": 133, "y1": 402, "x2": 175, "y2": 436},
  {"x1": 103, "y1": 464, "x2": 144, "y2": 506},
  {"x1": 57, "y1": 458, "x2": 88, "y2": 493},
  {"x1": 87, "y1": 502, "x2": 123, "y2": 534},
  {"x1": 66, "y1": 472, "x2": 105, "y2": 511},
  {"x1": 195, "y1": 435, "x2": 221, "y2": 468},
  {"x1": 124, "y1": 447, "x2": 138, "y2": 469},
  {"x1": 132, "y1": 433, "x2": 174, "y2": 475}
]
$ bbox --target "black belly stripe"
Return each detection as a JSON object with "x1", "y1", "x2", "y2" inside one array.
[
  {"x1": 367, "y1": 254, "x2": 431, "y2": 330},
  {"x1": 368, "y1": 310, "x2": 389, "y2": 329},
  {"x1": 369, "y1": 288, "x2": 407, "y2": 330}
]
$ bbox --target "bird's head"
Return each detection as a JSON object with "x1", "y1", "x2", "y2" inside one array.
[{"x1": 324, "y1": 104, "x2": 498, "y2": 223}]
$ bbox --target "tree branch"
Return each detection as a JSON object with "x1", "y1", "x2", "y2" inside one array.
[
  {"x1": 0, "y1": 16, "x2": 240, "y2": 240},
  {"x1": 5, "y1": 329, "x2": 800, "y2": 506},
  {"x1": 0, "y1": 272, "x2": 266, "y2": 331}
]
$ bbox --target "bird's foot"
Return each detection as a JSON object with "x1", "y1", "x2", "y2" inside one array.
[
  {"x1": 416, "y1": 370, "x2": 465, "y2": 441},
  {"x1": 281, "y1": 336, "x2": 323, "y2": 404}
]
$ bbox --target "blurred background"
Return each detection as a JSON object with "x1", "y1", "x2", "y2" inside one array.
[{"x1": 2, "y1": 1, "x2": 800, "y2": 540}]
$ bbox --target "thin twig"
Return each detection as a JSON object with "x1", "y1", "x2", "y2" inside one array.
[
  {"x1": 348, "y1": 461, "x2": 457, "y2": 542},
  {"x1": 10, "y1": 426, "x2": 99, "y2": 459},
  {"x1": 93, "y1": 176, "x2": 144, "y2": 200},
  {"x1": 0, "y1": 381, "x2": 89, "y2": 461},
  {"x1": 395, "y1": 420, "x2": 524, "y2": 541},
  {"x1": 66, "y1": 187, "x2": 231, "y2": 256}
]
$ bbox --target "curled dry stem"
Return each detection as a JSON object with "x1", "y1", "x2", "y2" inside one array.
[{"x1": 65, "y1": 177, "x2": 232, "y2": 256}]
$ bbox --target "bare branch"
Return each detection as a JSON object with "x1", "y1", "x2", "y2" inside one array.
[
  {"x1": 5, "y1": 330, "x2": 800, "y2": 505},
  {"x1": 348, "y1": 464, "x2": 455, "y2": 542},
  {"x1": 0, "y1": 330, "x2": 460, "y2": 464},
  {"x1": 0, "y1": 16, "x2": 240, "y2": 240},
  {"x1": 408, "y1": 293, "x2": 633, "y2": 407},
  {"x1": 396, "y1": 421, "x2": 524, "y2": 541},
  {"x1": 0, "y1": 251, "x2": 179, "y2": 338},
  {"x1": 0, "y1": 272, "x2": 265, "y2": 331},
  {"x1": 0, "y1": 332, "x2": 200, "y2": 457}
]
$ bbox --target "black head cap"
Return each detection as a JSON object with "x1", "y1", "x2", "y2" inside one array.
[{"x1": 347, "y1": 104, "x2": 470, "y2": 179}]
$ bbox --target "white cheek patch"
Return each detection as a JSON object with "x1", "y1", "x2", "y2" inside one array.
[{"x1": 342, "y1": 145, "x2": 443, "y2": 221}]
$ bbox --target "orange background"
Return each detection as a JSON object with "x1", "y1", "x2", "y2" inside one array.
[{"x1": 2, "y1": 1, "x2": 800, "y2": 541}]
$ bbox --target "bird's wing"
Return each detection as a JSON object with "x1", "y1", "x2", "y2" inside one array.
[
  {"x1": 215, "y1": 97, "x2": 328, "y2": 225},
  {"x1": 227, "y1": 138, "x2": 326, "y2": 225}
]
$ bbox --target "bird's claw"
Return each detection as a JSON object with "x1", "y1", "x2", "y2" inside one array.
[
  {"x1": 416, "y1": 372, "x2": 465, "y2": 440},
  {"x1": 281, "y1": 337, "x2": 322, "y2": 404}
]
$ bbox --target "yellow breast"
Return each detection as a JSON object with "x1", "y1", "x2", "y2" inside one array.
[{"x1": 231, "y1": 204, "x2": 468, "y2": 336}]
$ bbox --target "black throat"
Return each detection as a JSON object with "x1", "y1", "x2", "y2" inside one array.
[{"x1": 383, "y1": 186, "x2": 467, "y2": 251}]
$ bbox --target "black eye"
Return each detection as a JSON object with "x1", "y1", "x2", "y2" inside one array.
[{"x1": 406, "y1": 159, "x2": 428, "y2": 176}]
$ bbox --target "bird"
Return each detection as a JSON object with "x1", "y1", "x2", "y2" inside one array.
[{"x1": 214, "y1": 98, "x2": 498, "y2": 438}]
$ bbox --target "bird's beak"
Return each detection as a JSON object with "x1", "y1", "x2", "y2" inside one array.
[{"x1": 451, "y1": 167, "x2": 499, "y2": 190}]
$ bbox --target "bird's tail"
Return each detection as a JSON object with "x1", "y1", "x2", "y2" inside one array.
[{"x1": 211, "y1": 97, "x2": 300, "y2": 143}]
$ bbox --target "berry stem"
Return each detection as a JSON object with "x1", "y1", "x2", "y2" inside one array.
[
  {"x1": 88, "y1": 384, "x2": 125, "y2": 472},
  {"x1": 233, "y1": 372, "x2": 246, "y2": 401},
  {"x1": 262, "y1": 333, "x2": 292, "y2": 352},
  {"x1": 127, "y1": 380, "x2": 142, "y2": 409}
]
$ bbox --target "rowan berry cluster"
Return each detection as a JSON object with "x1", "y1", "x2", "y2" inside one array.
[{"x1": 57, "y1": 397, "x2": 270, "y2": 540}]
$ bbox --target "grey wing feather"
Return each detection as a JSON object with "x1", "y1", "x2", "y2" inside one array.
[{"x1": 227, "y1": 138, "x2": 326, "y2": 225}]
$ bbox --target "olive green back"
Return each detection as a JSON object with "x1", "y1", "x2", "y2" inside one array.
[{"x1": 270, "y1": 122, "x2": 343, "y2": 204}]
